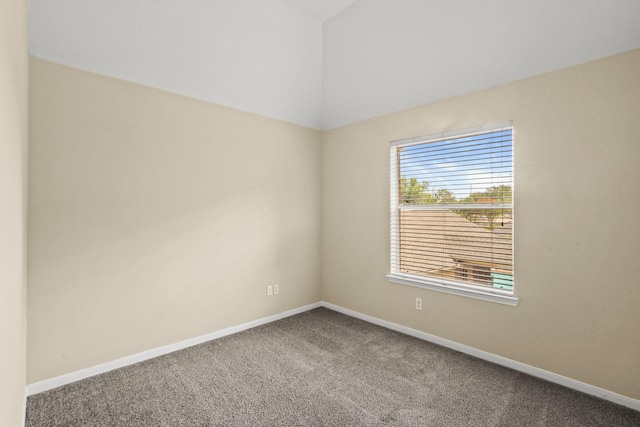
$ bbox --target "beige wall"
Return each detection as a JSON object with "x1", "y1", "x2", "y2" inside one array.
[
  {"x1": 322, "y1": 49, "x2": 640, "y2": 399},
  {"x1": 0, "y1": 0, "x2": 28, "y2": 425},
  {"x1": 28, "y1": 59, "x2": 321, "y2": 383}
]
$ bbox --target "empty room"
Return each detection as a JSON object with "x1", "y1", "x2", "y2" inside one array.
[{"x1": 2, "y1": 0, "x2": 640, "y2": 425}]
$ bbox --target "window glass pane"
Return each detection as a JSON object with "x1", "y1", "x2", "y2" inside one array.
[
  {"x1": 391, "y1": 125, "x2": 514, "y2": 295},
  {"x1": 398, "y1": 129, "x2": 512, "y2": 206},
  {"x1": 399, "y1": 209, "x2": 512, "y2": 289}
]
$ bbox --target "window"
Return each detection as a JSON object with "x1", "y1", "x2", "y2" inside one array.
[{"x1": 388, "y1": 123, "x2": 517, "y2": 305}]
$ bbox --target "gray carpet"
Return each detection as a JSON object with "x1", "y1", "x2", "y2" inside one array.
[{"x1": 26, "y1": 307, "x2": 640, "y2": 426}]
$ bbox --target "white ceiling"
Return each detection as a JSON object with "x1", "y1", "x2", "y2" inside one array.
[
  {"x1": 321, "y1": 0, "x2": 640, "y2": 128},
  {"x1": 30, "y1": 0, "x2": 326, "y2": 128},
  {"x1": 284, "y1": 0, "x2": 358, "y2": 22},
  {"x1": 28, "y1": 0, "x2": 640, "y2": 130}
]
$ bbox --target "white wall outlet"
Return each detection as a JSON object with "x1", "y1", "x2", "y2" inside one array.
[
  {"x1": 267, "y1": 285, "x2": 273, "y2": 297},
  {"x1": 415, "y1": 298, "x2": 422, "y2": 310},
  {"x1": 273, "y1": 284, "x2": 279, "y2": 295}
]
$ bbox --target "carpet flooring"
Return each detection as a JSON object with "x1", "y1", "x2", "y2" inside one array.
[{"x1": 26, "y1": 307, "x2": 640, "y2": 426}]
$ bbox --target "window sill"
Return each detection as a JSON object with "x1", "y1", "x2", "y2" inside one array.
[{"x1": 386, "y1": 273, "x2": 519, "y2": 306}]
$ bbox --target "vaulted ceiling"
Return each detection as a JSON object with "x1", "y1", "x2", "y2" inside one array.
[
  {"x1": 29, "y1": 0, "x2": 640, "y2": 129},
  {"x1": 284, "y1": 0, "x2": 358, "y2": 21}
]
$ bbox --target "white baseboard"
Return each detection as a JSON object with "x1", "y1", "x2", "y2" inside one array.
[
  {"x1": 321, "y1": 301, "x2": 640, "y2": 412},
  {"x1": 25, "y1": 300, "x2": 640, "y2": 413},
  {"x1": 26, "y1": 302, "x2": 321, "y2": 396}
]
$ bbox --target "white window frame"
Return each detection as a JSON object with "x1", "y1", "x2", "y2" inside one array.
[{"x1": 387, "y1": 122, "x2": 518, "y2": 306}]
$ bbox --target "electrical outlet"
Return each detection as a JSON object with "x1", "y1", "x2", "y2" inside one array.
[
  {"x1": 267, "y1": 285, "x2": 273, "y2": 297},
  {"x1": 273, "y1": 284, "x2": 279, "y2": 295},
  {"x1": 415, "y1": 298, "x2": 422, "y2": 310}
]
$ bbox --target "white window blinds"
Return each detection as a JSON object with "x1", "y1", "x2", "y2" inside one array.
[{"x1": 389, "y1": 123, "x2": 516, "y2": 304}]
